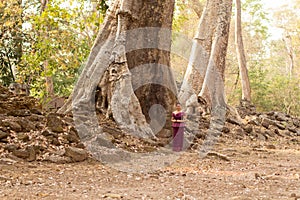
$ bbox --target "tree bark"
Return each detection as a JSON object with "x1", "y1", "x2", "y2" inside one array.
[
  {"x1": 198, "y1": 0, "x2": 233, "y2": 155},
  {"x1": 38, "y1": 0, "x2": 54, "y2": 97},
  {"x1": 178, "y1": 0, "x2": 219, "y2": 114},
  {"x1": 283, "y1": 32, "x2": 294, "y2": 77},
  {"x1": 188, "y1": 0, "x2": 204, "y2": 18},
  {"x1": 235, "y1": 0, "x2": 251, "y2": 102},
  {"x1": 40, "y1": 0, "x2": 48, "y2": 13},
  {"x1": 60, "y1": 0, "x2": 176, "y2": 138},
  {"x1": 44, "y1": 60, "x2": 54, "y2": 97},
  {"x1": 124, "y1": 0, "x2": 177, "y2": 121},
  {"x1": 198, "y1": 0, "x2": 232, "y2": 108}
]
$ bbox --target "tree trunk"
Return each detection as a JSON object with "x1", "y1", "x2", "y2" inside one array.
[
  {"x1": 283, "y1": 32, "x2": 294, "y2": 77},
  {"x1": 39, "y1": 0, "x2": 54, "y2": 97},
  {"x1": 44, "y1": 60, "x2": 54, "y2": 97},
  {"x1": 188, "y1": 0, "x2": 204, "y2": 18},
  {"x1": 40, "y1": 0, "x2": 48, "y2": 13},
  {"x1": 125, "y1": 0, "x2": 177, "y2": 127},
  {"x1": 60, "y1": 0, "x2": 176, "y2": 139},
  {"x1": 235, "y1": 0, "x2": 251, "y2": 102},
  {"x1": 178, "y1": 0, "x2": 219, "y2": 114},
  {"x1": 14, "y1": 0, "x2": 23, "y2": 82},
  {"x1": 198, "y1": 0, "x2": 232, "y2": 107},
  {"x1": 198, "y1": 0, "x2": 233, "y2": 155}
]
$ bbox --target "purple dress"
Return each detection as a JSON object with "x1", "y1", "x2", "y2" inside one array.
[{"x1": 172, "y1": 111, "x2": 185, "y2": 151}]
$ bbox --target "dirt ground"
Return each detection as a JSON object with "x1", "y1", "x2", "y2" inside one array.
[{"x1": 1, "y1": 136, "x2": 299, "y2": 200}]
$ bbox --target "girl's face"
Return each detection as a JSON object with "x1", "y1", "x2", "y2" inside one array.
[{"x1": 176, "y1": 103, "x2": 181, "y2": 110}]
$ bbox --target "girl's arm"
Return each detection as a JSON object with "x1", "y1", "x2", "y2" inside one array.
[
  {"x1": 176, "y1": 113, "x2": 186, "y2": 122},
  {"x1": 171, "y1": 113, "x2": 177, "y2": 122}
]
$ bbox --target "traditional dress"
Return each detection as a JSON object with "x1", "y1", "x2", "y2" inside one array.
[{"x1": 172, "y1": 111, "x2": 185, "y2": 152}]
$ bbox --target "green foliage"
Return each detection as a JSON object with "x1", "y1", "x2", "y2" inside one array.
[
  {"x1": 260, "y1": 0, "x2": 300, "y2": 116},
  {"x1": 172, "y1": 1, "x2": 190, "y2": 34},
  {"x1": 97, "y1": 0, "x2": 109, "y2": 14},
  {"x1": 16, "y1": 0, "x2": 105, "y2": 98},
  {"x1": 0, "y1": 0, "x2": 24, "y2": 86},
  {"x1": 248, "y1": 67, "x2": 271, "y2": 111},
  {"x1": 242, "y1": 0, "x2": 269, "y2": 38},
  {"x1": 172, "y1": 0, "x2": 205, "y2": 37},
  {"x1": 171, "y1": 0, "x2": 205, "y2": 85},
  {"x1": 268, "y1": 76, "x2": 300, "y2": 116},
  {"x1": 226, "y1": 0, "x2": 269, "y2": 106},
  {"x1": 233, "y1": 66, "x2": 300, "y2": 117}
]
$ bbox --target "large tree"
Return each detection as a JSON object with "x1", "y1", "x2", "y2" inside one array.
[
  {"x1": 59, "y1": 0, "x2": 177, "y2": 139},
  {"x1": 179, "y1": 0, "x2": 233, "y2": 115},
  {"x1": 59, "y1": 0, "x2": 235, "y2": 160},
  {"x1": 198, "y1": 0, "x2": 232, "y2": 106},
  {"x1": 197, "y1": 0, "x2": 233, "y2": 154},
  {"x1": 178, "y1": 0, "x2": 218, "y2": 115},
  {"x1": 235, "y1": 0, "x2": 251, "y2": 102}
]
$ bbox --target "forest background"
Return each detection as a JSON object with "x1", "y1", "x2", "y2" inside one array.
[{"x1": 0, "y1": 0, "x2": 299, "y2": 116}]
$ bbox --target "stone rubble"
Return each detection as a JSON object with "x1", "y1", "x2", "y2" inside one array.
[
  {"x1": 0, "y1": 84, "x2": 299, "y2": 164},
  {"x1": 0, "y1": 85, "x2": 87, "y2": 163}
]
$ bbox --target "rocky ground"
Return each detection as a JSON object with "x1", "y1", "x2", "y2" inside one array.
[{"x1": 0, "y1": 84, "x2": 300, "y2": 199}]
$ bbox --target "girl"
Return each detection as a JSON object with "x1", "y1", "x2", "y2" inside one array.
[{"x1": 171, "y1": 102, "x2": 186, "y2": 151}]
